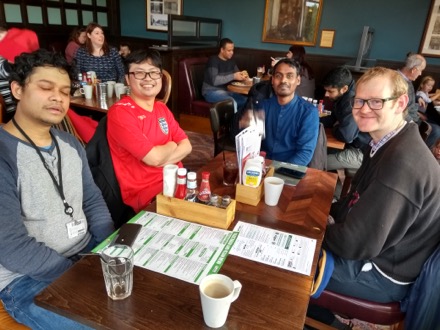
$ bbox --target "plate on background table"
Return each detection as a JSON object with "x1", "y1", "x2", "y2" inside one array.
[{"x1": 231, "y1": 81, "x2": 252, "y2": 87}]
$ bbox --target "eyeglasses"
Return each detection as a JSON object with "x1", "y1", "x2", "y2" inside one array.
[
  {"x1": 128, "y1": 71, "x2": 162, "y2": 80},
  {"x1": 351, "y1": 96, "x2": 399, "y2": 110}
]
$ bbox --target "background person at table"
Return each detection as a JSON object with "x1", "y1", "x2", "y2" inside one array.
[
  {"x1": 416, "y1": 75, "x2": 440, "y2": 120},
  {"x1": 119, "y1": 41, "x2": 132, "y2": 59},
  {"x1": 0, "y1": 49, "x2": 114, "y2": 329},
  {"x1": 397, "y1": 53, "x2": 426, "y2": 124},
  {"x1": 271, "y1": 45, "x2": 315, "y2": 98},
  {"x1": 241, "y1": 58, "x2": 319, "y2": 166},
  {"x1": 202, "y1": 38, "x2": 248, "y2": 113},
  {"x1": 65, "y1": 26, "x2": 86, "y2": 64},
  {"x1": 0, "y1": 26, "x2": 39, "y2": 63},
  {"x1": 312, "y1": 68, "x2": 440, "y2": 325},
  {"x1": 321, "y1": 66, "x2": 370, "y2": 171},
  {"x1": 107, "y1": 49, "x2": 192, "y2": 213},
  {"x1": 75, "y1": 22, "x2": 125, "y2": 83}
]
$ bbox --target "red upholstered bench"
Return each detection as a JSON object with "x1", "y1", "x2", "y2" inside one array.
[{"x1": 178, "y1": 57, "x2": 212, "y2": 117}]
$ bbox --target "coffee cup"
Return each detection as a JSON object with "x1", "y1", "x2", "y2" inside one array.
[
  {"x1": 106, "y1": 81, "x2": 116, "y2": 98},
  {"x1": 264, "y1": 176, "x2": 285, "y2": 206},
  {"x1": 115, "y1": 83, "x2": 126, "y2": 99},
  {"x1": 80, "y1": 85, "x2": 93, "y2": 100},
  {"x1": 199, "y1": 274, "x2": 242, "y2": 328}
]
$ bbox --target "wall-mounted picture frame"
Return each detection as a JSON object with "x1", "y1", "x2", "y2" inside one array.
[
  {"x1": 320, "y1": 29, "x2": 335, "y2": 48},
  {"x1": 262, "y1": 0, "x2": 323, "y2": 46},
  {"x1": 146, "y1": 0, "x2": 183, "y2": 32},
  {"x1": 420, "y1": 0, "x2": 440, "y2": 57}
]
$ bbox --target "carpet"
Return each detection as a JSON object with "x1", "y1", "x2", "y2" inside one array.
[{"x1": 182, "y1": 130, "x2": 214, "y2": 172}]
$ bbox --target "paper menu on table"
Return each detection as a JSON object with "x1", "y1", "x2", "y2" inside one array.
[
  {"x1": 229, "y1": 221, "x2": 316, "y2": 276},
  {"x1": 94, "y1": 211, "x2": 239, "y2": 285},
  {"x1": 235, "y1": 126, "x2": 261, "y2": 184}
]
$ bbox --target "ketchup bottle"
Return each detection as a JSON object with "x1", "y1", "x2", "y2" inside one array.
[
  {"x1": 197, "y1": 172, "x2": 211, "y2": 204},
  {"x1": 174, "y1": 168, "x2": 187, "y2": 199}
]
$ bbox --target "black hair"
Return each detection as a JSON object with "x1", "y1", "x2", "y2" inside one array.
[
  {"x1": 10, "y1": 49, "x2": 75, "y2": 87},
  {"x1": 123, "y1": 49, "x2": 162, "y2": 74},
  {"x1": 272, "y1": 58, "x2": 301, "y2": 75},
  {"x1": 322, "y1": 66, "x2": 352, "y2": 89},
  {"x1": 219, "y1": 38, "x2": 233, "y2": 50}
]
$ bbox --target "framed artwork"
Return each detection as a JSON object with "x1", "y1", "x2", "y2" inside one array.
[
  {"x1": 320, "y1": 29, "x2": 335, "y2": 48},
  {"x1": 262, "y1": 0, "x2": 323, "y2": 46},
  {"x1": 146, "y1": 0, "x2": 183, "y2": 32},
  {"x1": 419, "y1": 0, "x2": 440, "y2": 57}
]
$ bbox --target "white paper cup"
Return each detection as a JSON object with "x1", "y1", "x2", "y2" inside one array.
[
  {"x1": 199, "y1": 274, "x2": 242, "y2": 328},
  {"x1": 81, "y1": 84, "x2": 93, "y2": 99},
  {"x1": 163, "y1": 164, "x2": 178, "y2": 197},
  {"x1": 106, "y1": 81, "x2": 116, "y2": 98},
  {"x1": 115, "y1": 83, "x2": 126, "y2": 98},
  {"x1": 264, "y1": 176, "x2": 285, "y2": 206}
]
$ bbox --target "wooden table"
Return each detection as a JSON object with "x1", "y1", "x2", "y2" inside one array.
[
  {"x1": 227, "y1": 82, "x2": 253, "y2": 95},
  {"x1": 325, "y1": 128, "x2": 345, "y2": 150},
  {"x1": 35, "y1": 153, "x2": 337, "y2": 330},
  {"x1": 69, "y1": 95, "x2": 118, "y2": 120}
]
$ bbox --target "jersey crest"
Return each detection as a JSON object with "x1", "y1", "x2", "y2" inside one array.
[{"x1": 158, "y1": 117, "x2": 169, "y2": 135}]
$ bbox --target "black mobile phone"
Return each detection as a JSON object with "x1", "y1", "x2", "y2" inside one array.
[
  {"x1": 275, "y1": 167, "x2": 306, "y2": 179},
  {"x1": 113, "y1": 223, "x2": 142, "y2": 247}
]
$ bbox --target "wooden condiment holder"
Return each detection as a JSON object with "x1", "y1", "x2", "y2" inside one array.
[
  {"x1": 156, "y1": 194, "x2": 236, "y2": 229},
  {"x1": 235, "y1": 166, "x2": 275, "y2": 206}
]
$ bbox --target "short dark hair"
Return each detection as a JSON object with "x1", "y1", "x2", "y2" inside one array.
[
  {"x1": 219, "y1": 38, "x2": 233, "y2": 50},
  {"x1": 322, "y1": 66, "x2": 352, "y2": 89},
  {"x1": 273, "y1": 58, "x2": 301, "y2": 76},
  {"x1": 288, "y1": 45, "x2": 306, "y2": 64},
  {"x1": 123, "y1": 49, "x2": 162, "y2": 74},
  {"x1": 10, "y1": 49, "x2": 75, "y2": 87}
]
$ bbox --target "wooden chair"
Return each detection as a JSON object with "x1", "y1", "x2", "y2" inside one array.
[
  {"x1": 156, "y1": 69, "x2": 171, "y2": 104},
  {"x1": 53, "y1": 114, "x2": 86, "y2": 147},
  {"x1": 209, "y1": 100, "x2": 236, "y2": 157},
  {"x1": 0, "y1": 302, "x2": 30, "y2": 329},
  {"x1": 0, "y1": 93, "x2": 7, "y2": 124}
]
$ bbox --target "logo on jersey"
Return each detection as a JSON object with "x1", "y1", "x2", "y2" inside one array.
[{"x1": 158, "y1": 117, "x2": 169, "y2": 134}]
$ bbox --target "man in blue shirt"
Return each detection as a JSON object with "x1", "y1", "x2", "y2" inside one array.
[{"x1": 260, "y1": 58, "x2": 319, "y2": 166}]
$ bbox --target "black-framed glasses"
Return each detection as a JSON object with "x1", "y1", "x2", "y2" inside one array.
[
  {"x1": 351, "y1": 96, "x2": 399, "y2": 110},
  {"x1": 128, "y1": 71, "x2": 162, "y2": 80}
]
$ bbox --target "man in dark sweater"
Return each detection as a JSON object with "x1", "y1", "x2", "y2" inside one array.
[
  {"x1": 308, "y1": 66, "x2": 440, "y2": 328},
  {"x1": 324, "y1": 67, "x2": 440, "y2": 302},
  {"x1": 202, "y1": 38, "x2": 248, "y2": 112}
]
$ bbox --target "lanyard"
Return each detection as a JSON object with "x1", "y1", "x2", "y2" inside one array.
[{"x1": 12, "y1": 118, "x2": 74, "y2": 218}]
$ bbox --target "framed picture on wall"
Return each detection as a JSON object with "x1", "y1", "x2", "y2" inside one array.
[
  {"x1": 262, "y1": 0, "x2": 323, "y2": 46},
  {"x1": 420, "y1": 0, "x2": 440, "y2": 57},
  {"x1": 146, "y1": 0, "x2": 183, "y2": 32}
]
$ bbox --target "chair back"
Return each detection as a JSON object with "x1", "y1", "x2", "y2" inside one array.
[
  {"x1": 86, "y1": 117, "x2": 135, "y2": 228},
  {"x1": 0, "y1": 93, "x2": 6, "y2": 123},
  {"x1": 209, "y1": 100, "x2": 236, "y2": 156},
  {"x1": 156, "y1": 69, "x2": 171, "y2": 104},
  {"x1": 53, "y1": 114, "x2": 85, "y2": 147},
  {"x1": 419, "y1": 120, "x2": 432, "y2": 142},
  {"x1": 308, "y1": 123, "x2": 327, "y2": 170}
]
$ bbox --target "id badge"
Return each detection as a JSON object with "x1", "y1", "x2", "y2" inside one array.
[{"x1": 66, "y1": 219, "x2": 86, "y2": 239}]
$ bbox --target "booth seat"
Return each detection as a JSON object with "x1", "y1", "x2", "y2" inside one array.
[{"x1": 177, "y1": 57, "x2": 212, "y2": 117}]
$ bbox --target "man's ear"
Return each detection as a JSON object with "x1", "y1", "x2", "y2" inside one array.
[
  {"x1": 340, "y1": 85, "x2": 349, "y2": 94},
  {"x1": 10, "y1": 81, "x2": 22, "y2": 101},
  {"x1": 396, "y1": 93, "x2": 409, "y2": 114}
]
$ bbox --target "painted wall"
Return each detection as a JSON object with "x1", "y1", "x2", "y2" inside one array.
[{"x1": 120, "y1": 0, "x2": 439, "y2": 65}]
